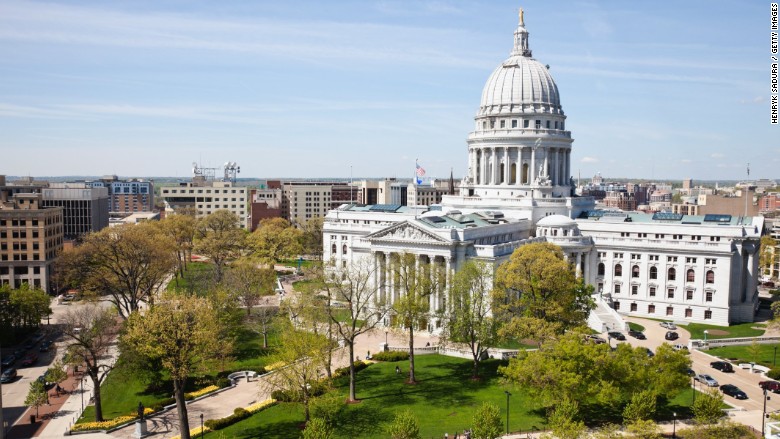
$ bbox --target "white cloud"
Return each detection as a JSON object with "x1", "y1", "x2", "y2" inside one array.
[
  {"x1": 580, "y1": 156, "x2": 599, "y2": 163},
  {"x1": 710, "y1": 153, "x2": 726, "y2": 159},
  {"x1": 680, "y1": 159, "x2": 692, "y2": 164}
]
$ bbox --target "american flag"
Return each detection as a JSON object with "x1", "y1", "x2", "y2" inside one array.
[{"x1": 415, "y1": 162, "x2": 426, "y2": 177}]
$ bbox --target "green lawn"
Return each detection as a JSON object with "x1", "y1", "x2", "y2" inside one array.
[
  {"x1": 292, "y1": 278, "x2": 325, "y2": 293},
  {"x1": 682, "y1": 322, "x2": 766, "y2": 340},
  {"x1": 628, "y1": 322, "x2": 645, "y2": 332},
  {"x1": 708, "y1": 343, "x2": 780, "y2": 368},
  {"x1": 166, "y1": 262, "x2": 216, "y2": 293},
  {"x1": 200, "y1": 354, "x2": 697, "y2": 438},
  {"x1": 279, "y1": 259, "x2": 321, "y2": 269}
]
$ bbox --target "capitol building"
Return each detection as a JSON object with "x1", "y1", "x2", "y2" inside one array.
[{"x1": 322, "y1": 10, "x2": 762, "y2": 329}]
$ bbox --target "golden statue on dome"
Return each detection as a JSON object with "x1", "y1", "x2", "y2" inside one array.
[{"x1": 519, "y1": 7, "x2": 524, "y2": 25}]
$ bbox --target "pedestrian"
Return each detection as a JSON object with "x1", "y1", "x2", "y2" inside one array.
[{"x1": 395, "y1": 365, "x2": 401, "y2": 375}]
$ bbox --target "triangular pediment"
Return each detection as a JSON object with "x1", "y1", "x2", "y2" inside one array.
[{"x1": 367, "y1": 221, "x2": 449, "y2": 244}]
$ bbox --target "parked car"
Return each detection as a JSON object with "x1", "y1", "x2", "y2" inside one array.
[
  {"x1": 710, "y1": 361, "x2": 734, "y2": 373},
  {"x1": 1, "y1": 354, "x2": 16, "y2": 368},
  {"x1": 628, "y1": 330, "x2": 646, "y2": 340},
  {"x1": 759, "y1": 381, "x2": 780, "y2": 393},
  {"x1": 695, "y1": 374, "x2": 719, "y2": 387},
  {"x1": 660, "y1": 322, "x2": 677, "y2": 330},
  {"x1": 645, "y1": 348, "x2": 655, "y2": 357},
  {"x1": 665, "y1": 331, "x2": 679, "y2": 341},
  {"x1": 673, "y1": 344, "x2": 689, "y2": 352},
  {"x1": 20, "y1": 353, "x2": 38, "y2": 368},
  {"x1": 720, "y1": 384, "x2": 748, "y2": 399},
  {"x1": 685, "y1": 368, "x2": 696, "y2": 377},
  {"x1": 39, "y1": 340, "x2": 52, "y2": 352},
  {"x1": 585, "y1": 335, "x2": 606, "y2": 344},
  {"x1": 0, "y1": 367, "x2": 17, "y2": 383},
  {"x1": 607, "y1": 331, "x2": 626, "y2": 341},
  {"x1": 36, "y1": 374, "x2": 55, "y2": 390}
]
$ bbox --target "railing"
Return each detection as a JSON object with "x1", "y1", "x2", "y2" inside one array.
[{"x1": 694, "y1": 335, "x2": 780, "y2": 348}]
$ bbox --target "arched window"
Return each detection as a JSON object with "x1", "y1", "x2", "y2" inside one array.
[
  {"x1": 331, "y1": 244, "x2": 337, "y2": 254},
  {"x1": 522, "y1": 163, "x2": 529, "y2": 184},
  {"x1": 499, "y1": 165, "x2": 505, "y2": 184},
  {"x1": 342, "y1": 244, "x2": 348, "y2": 255},
  {"x1": 614, "y1": 264, "x2": 623, "y2": 277},
  {"x1": 686, "y1": 269, "x2": 695, "y2": 282},
  {"x1": 510, "y1": 163, "x2": 517, "y2": 184},
  {"x1": 706, "y1": 270, "x2": 715, "y2": 284},
  {"x1": 649, "y1": 266, "x2": 658, "y2": 280},
  {"x1": 597, "y1": 263, "x2": 605, "y2": 276},
  {"x1": 668, "y1": 267, "x2": 676, "y2": 281},
  {"x1": 632, "y1": 265, "x2": 640, "y2": 278}
]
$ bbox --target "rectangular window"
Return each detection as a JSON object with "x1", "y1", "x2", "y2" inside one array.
[
  {"x1": 685, "y1": 308, "x2": 692, "y2": 318},
  {"x1": 704, "y1": 310, "x2": 712, "y2": 320},
  {"x1": 630, "y1": 303, "x2": 638, "y2": 312},
  {"x1": 648, "y1": 305, "x2": 655, "y2": 314},
  {"x1": 614, "y1": 284, "x2": 621, "y2": 294},
  {"x1": 631, "y1": 285, "x2": 638, "y2": 295},
  {"x1": 500, "y1": 120, "x2": 505, "y2": 128},
  {"x1": 546, "y1": 120, "x2": 551, "y2": 129},
  {"x1": 686, "y1": 290, "x2": 693, "y2": 300},
  {"x1": 667, "y1": 289, "x2": 674, "y2": 299},
  {"x1": 614, "y1": 301, "x2": 620, "y2": 310},
  {"x1": 666, "y1": 306, "x2": 674, "y2": 316},
  {"x1": 705, "y1": 292, "x2": 713, "y2": 302},
  {"x1": 523, "y1": 120, "x2": 529, "y2": 128},
  {"x1": 649, "y1": 287, "x2": 656, "y2": 297},
  {"x1": 535, "y1": 120, "x2": 541, "y2": 129},
  {"x1": 512, "y1": 120, "x2": 517, "y2": 128}
]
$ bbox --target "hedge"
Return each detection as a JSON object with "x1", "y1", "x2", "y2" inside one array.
[
  {"x1": 372, "y1": 351, "x2": 410, "y2": 362},
  {"x1": 767, "y1": 368, "x2": 780, "y2": 380},
  {"x1": 334, "y1": 360, "x2": 369, "y2": 377},
  {"x1": 204, "y1": 399, "x2": 277, "y2": 431}
]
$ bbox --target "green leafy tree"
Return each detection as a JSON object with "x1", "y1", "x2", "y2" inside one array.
[
  {"x1": 310, "y1": 393, "x2": 344, "y2": 427},
  {"x1": 391, "y1": 253, "x2": 436, "y2": 384},
  {"x1": 387, "y1": 409, "x2": 422, "y2": 439},
  {"x1": 760, "y1": 235, "x2": 777, "y2": 278},
  {"x1": 301, "y1": 216, "x2": 324, "y2": 259},
  {"x1": 444, "y1": 261, "x2": 499, "y2": 379},
  {"x1": 625, "y1": 419, "x2": 661, "y2": 439},
  {"x1": 56, "y1": 223, "x2": 177, "y2": 318},
  {"x1": 546, "y1": 398, "x2": 586, "y2": 439},
  {"x1": 265, "y1": 319, "x2": 331, "y2": 421},
  {"x1": 61, "y1": 304, "x2": 118, "y2": 422},
  {"x1": 471, "y1": 402, "x2": 503, "y2": 439},
  {"x1": 9, "y1": 284, "x2": 51, "y2": 328},
  {"x1": 44, "y1": 360, "x2": 68, "y2": 396},
  {"x1": 159, "y1": 212, "x2": 197, "y2": 278},
  {"x1": 622, "y1": 389, "x2": 656, "y2": 424},
  {"x1": 747, "y1": 339, "x2": 762, "y2": 364},
  {"x1": 693, "y1": 389, "x2": 725, "y2": 424},
  {"x1": 494, "y1": 242, "x2": 595, "y2": 341},
  {"x1": 248, "y1": 217, "x2": 303, "y2": 265},
  {"x1": 302, "y1": 417, "x2": 333, "y2": 439},
  {"x1": 24, "y1": 379, "x2": 48, "y2": 420},
  {"x1": 194, "y1": 210, "x2": 247, "y2": 283},
  {"x1": 122, "y1": 292, "x2": 225, "y2": 439}
]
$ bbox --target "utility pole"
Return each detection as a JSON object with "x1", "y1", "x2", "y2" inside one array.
[{"x1": 1, "y1": 342, "x2": 5, "y2": 439}]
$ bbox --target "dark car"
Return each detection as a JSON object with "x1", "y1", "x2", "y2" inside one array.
[
  {"x1": 20, "y1": 353, "x2": 38, "y2": 368},
  {"x1": 39, "y1": 340, "x2": 52, "y2": 352},
  {"x1": 720, "y1": 384, "x2": 748, "y2": 399},
  {"x1": 36, "y1": 374, "x2": 55, "y2": 390},
  {"x1": 0, "y1": 367, "x2": 17, "y2": 383},
  {"x1": 760, "y1": 381, "x2": 780, "y2": 393},
  {"x1": 665, "y1": 331, "x2": 679, "y2": 341},
  {"x1": 585, "y1": 335, "x2": 606, "y2": 344},
  {"x1": 628, "y1": 330, "x2": 646, "y2": 340},
  {"x1": 711, "y1": 361, "x2": 734, "y2": 373},
  {"x1": 685, "y1": 368, "x2": 696, "y2": 377},
  {"x1": 1, "y1": 354, "x2": 16, "y2": 368},
  {"x1": 607, "y1": 331, "x2": 626, "y2": 341}
]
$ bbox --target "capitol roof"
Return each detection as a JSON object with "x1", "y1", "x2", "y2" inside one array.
[{"x1": 536, "y1": 214, "x2": 576, "y2": 227}]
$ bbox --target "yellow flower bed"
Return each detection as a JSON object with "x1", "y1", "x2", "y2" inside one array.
[
  {"x1": 265, "y1": 361, "x2": 286, "y2": 371},
  {"x1": 170, "y1": 425, "x2": 211, "y2": 439},
  {"x1": 246, "y1": 398, "x2": 276, "y2": 413},
  {"x1": 71, "y1": 408, "x2": 154, "y2": 432},
  {"x1": 185, "y1": 384, "x2": 220, "y2": 399}
]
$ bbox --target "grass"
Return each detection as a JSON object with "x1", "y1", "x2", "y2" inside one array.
[
  {"x1": 200, "y1": 354, "x2": 698, "y2": 438},
  {"x1": 495, "y1": 338, "x2": 538, "y2": 349},
  {"x1": 628, "y1": 322, "x2": 645, "y2": 332},
  {"x1": 292, "y1": 278, "x2": 325, "y2": 293},
  {"x1": 707, "y1": 343, "x2": 780, "y2": 368},
  {"x1": 166, "y1": 262, "x2": 216, "y2": 293},
  {"x1": 279, "y1": 259, "x2": 321, "y2": 269},
  {"x1": 682, "y1": 321, "x2": 766, "y2": 340}
]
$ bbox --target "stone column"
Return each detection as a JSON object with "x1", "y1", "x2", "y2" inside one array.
[
  {"x1": 530, "y1": 147, "x2": 536, "y2": 185},
  {"x1": 384, "y1": 252, "x2": 392, "y2": 305},
  {"x1": 480, "y1": 150, "x2": 487, "y2": 185},
  {"x1": 491, "y1": 148, "x2": 498, "y2": 185},
  {"x1": 503, "y1": 147, "x2": 509, "y2": 185},
  {"x1": 565, "y1": 149, "x2": 571, "y2": 186},
  {"x1": 576, "y1": 252, "x2": 582, "y2": 278},
  {"x1": 373, "y1": 251, "x2": 380, "y2": 304},
  {"x1": 444, "y1": 256, "x2": 452, "y2": 312}
]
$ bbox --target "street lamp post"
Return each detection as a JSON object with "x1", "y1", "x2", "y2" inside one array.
[
  {"x1": 672, "y1": 412, "x2": 677, "y2": 438},
  {"x1": 504, "y1": 391, "x2": 511, "y2": 435},
  {"x1": 200, "y1": 413, "x2": 204, "y2": 438},
  {"x1": 774, "y1": 346, "x2": 777, "y2": 367},
  {"x1": 763, "y1": 387, "x2": 771, "y2": 438},
  {"x1": 385, "y1": 330, "x2": 388, "y2": 348},
  {"x1": 703, "y1": 330, "x2": 708, "y2": 344}
]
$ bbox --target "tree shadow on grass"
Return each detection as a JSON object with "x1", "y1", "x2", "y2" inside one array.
[
  {"x1": 227, "y1": 420, "x2": 303, "y2": 439},
  {"x1": 334, "y1": 403, "x2": 394, "y2": 438}
]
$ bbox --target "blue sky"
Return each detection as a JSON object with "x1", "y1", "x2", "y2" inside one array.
[{"x1": 0, "y1": 0, "x2": 775, "y2": 181}]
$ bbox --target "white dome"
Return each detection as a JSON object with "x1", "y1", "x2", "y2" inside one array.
[
  {"x1": 536, "y1": 215, "x2": 575, "y2": 227},
  {"x1": 479, "y1": 56, "x2": 560, "y2": 115}
]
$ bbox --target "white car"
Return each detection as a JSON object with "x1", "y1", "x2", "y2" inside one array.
[
  {"x1": 695, "y1": 374, "x2": 718, "y2": 387},
  {"x1": 660, "y1": 322, "x2": 677, "y2": 330},
  {"x1": 673, "y1": 344, "x2": 689, "y2": 352}
]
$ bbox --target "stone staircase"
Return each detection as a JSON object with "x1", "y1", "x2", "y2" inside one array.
[{"x1": 588, "y1": 295, "x2": 628, "y2": 333}]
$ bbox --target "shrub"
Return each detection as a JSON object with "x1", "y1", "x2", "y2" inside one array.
[
  {"x1": 271, "y1": 389, "x2": 296, "y2": 402},
  {"x1": 373, "y1": 351, "x2": 410, "y2": 362},
  {"x1": 246, "y1": 398, "x2": 276, "y2": 413},
  {"x1": 215, "y1": 377, "x2": 231, "y2": 388},
  {"x1": 204, "y1": 406, "x2": 253, "y2": 430},
  {"x1": 334, "y1": 360, "x2": 369, "y2": 378},
  {"x1": 767, "y1": 368, "x2": 780, "y2": 380},
  {"x1": 185, "y1": 384, "x2": 219, "y2": 400},
  {"x1": 150, "y1": 397, "x2": 176, "y2": 411}
]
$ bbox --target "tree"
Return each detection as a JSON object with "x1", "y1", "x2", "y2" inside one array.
[
  {"x1": 494, "y1": 242, "x2": 595, "y2": 341},
  {"x1": 301, "y1": 217, "x2": 324, "y2": 259},
  {"x1": 160, "y1": 212, "x2": 197, "y2": 278},
  {"x1": 471, "y1": 402, "x2": 503, "y2": 439},
  {"x1": 9, "y1": 284, "x2": 51, "y2": 329},
  {"x1": 61, "y1": 304, "x2": 118, "y2": 422},
  {"x1": 546, "y1": 398, "x2": 586, "y2": 439},
  {"x1": 391, "y1": 253, "x2": 435, "y2": 384},
  {"x1": 265, "y1": 319, "x2": 330, "y2": 422},
  {"x1": 194, "y1": 210, "x2": 247, "y2": 283},
  {"x1": 122, "y1": 293, "x2": 224, "y2": 439},
  {"x1": 322, "y1": 258, "x2": 387, "y2": 401},
  {"x1": 693, "y1": 389, "x2": 725, "y2": 424},
  {"x1": 760, "y1": 235, "x2": 777, "y2": 278},
  {"x1": 223, "y1": 260, "x2": 276, "y2": 315},
  {"x1": 248, "y1": 217, "x2": 303, "y2": 264},
  {"x1": 252, "y1": 305, "x2": 279, "y2": 349},
  {"x1": 500, "y1": 333, "x2": 690, "y2": 408},
  {"x1": 622, "y1": 389, "x2": 656, "y2": 424},
  {"x1": 387, "y1": 409, "x2": 422, "y2": 439},
  {"x1": 444, "y1": 261, "x2": 499, "y2": 379},
  {"x1": 24, "y1": 380, "x2": 48, "y2": 420},
  {"x1": 44, "y1": 360, "x2": 68, "y2": 396},
  {"x1": 57, "y1": 223, "x2": 177, "y2": 319},
  {"x1": 302, "y1": 417, "x2": 333, "y2": 439},
  {"x1": 625, "y1": 419, "x2": 661, "y2": 439},
  {"x1": 747, "y1": 339, "x2": 762, "y2": 364}
]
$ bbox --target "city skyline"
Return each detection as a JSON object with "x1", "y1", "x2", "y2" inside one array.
[{"x1": 0, "y1": 1, "x2": 776, "y2": 180}]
